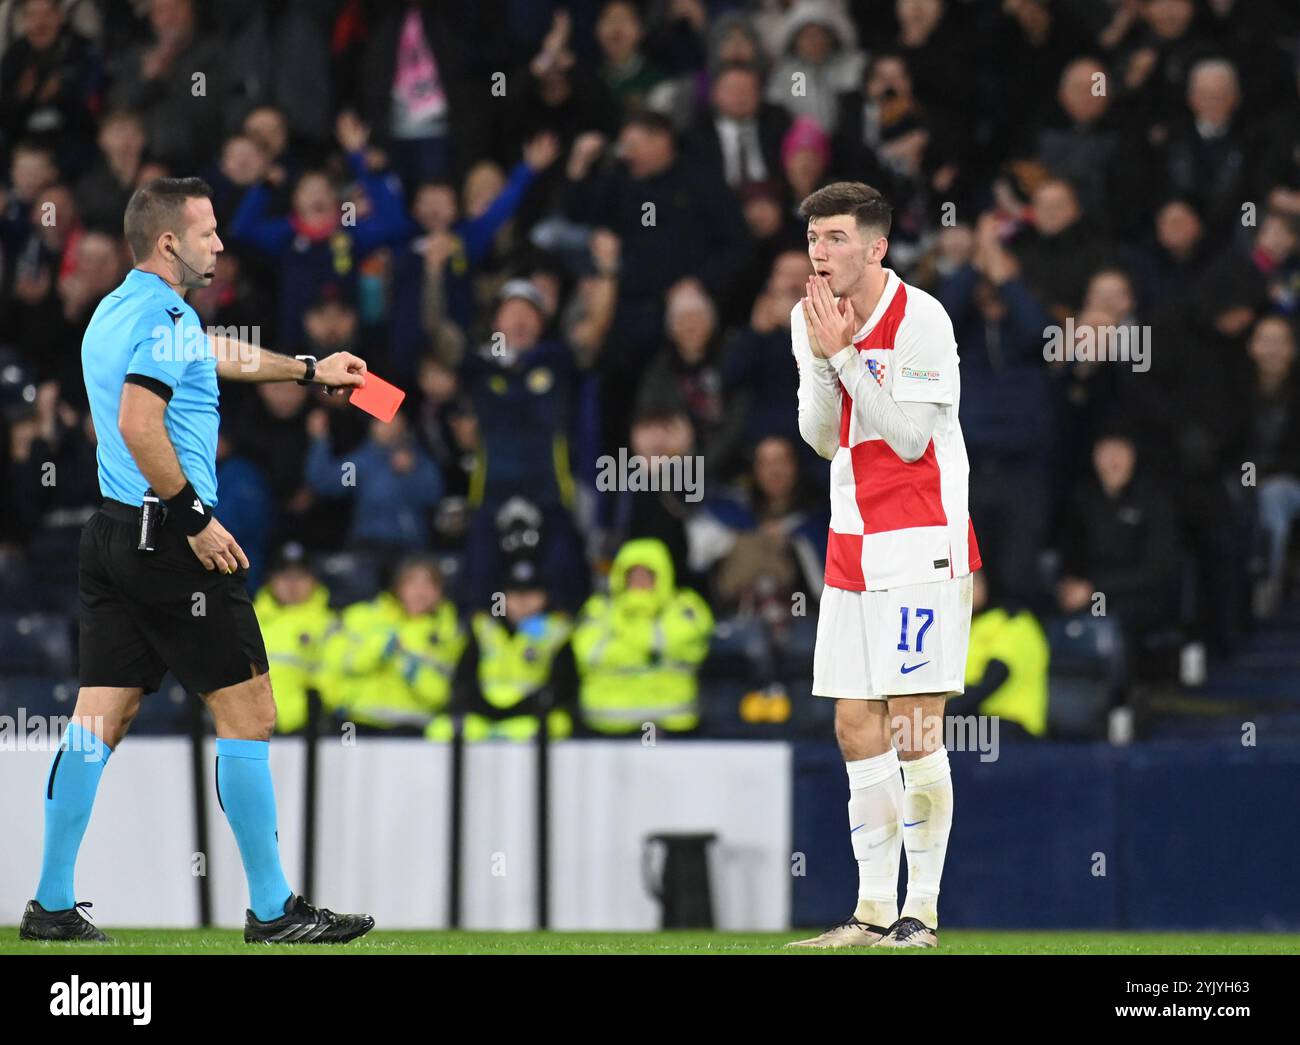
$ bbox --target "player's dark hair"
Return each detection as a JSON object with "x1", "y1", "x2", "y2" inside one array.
[
  {"x1": 123, "y1": 177, "x2": 213, "y2": 264},
  {"x1": 798, "y1": 182, "x2": 893, "y2": 240}
]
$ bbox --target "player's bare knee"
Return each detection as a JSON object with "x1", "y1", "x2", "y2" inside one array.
[{"x1": 834, "y1": 699, "x2": 891, "y2": 760}]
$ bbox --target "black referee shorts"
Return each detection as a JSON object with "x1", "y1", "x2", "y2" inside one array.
[{"x1": 78, "y1": 500, "x2": 269, "y2": 695}]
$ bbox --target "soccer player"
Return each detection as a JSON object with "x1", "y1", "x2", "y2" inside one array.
[
  {"x1": 19, "y1": 178, "x2": 375, "y2": 944},
  {"x1": 786, "y1": 182, "x2": 980, "y2": 949}
]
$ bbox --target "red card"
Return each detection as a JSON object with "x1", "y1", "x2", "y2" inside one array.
[{"x1": 348, "y1": 372, "x2": 405, "y2": 422}]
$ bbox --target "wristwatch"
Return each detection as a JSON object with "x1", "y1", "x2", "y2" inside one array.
[{"x1": 294, "y1": 354, "x2": 317, "y2": 385}]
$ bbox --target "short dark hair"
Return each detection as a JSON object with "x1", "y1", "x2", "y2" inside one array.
[
  {"x1": 622, "y1": 109, "x2": 675, "y2": 142},
  {"x1": 798, "y1": 181, "x2": 893, "y2": 239},
  {"x1": 123, "y1": 177, "x2": 212, "y2": 263}
]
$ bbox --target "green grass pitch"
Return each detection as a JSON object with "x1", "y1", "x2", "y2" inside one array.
[{"x1": 4, "y1": 929, "x2": 1300, "y2": 955}]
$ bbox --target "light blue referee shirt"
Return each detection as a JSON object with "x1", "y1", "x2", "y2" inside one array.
[{"x1": 81, "y1": 268, "x2": 220, "y2": 508}]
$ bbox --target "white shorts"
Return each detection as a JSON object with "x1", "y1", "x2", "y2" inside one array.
[{"x1": 812, "y1": 574, "x2": 973, "y2": 700}]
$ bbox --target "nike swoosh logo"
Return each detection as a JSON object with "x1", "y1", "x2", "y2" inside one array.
[
  {"x1": 850, "y1": 824, "x2": 865, "y2": 834},
  {"x1": 904, "y1": 820, "x2": 927, "y2": 827},
  {"x1": 900, "y1": 661, "x2": 930, "y2": 674}
]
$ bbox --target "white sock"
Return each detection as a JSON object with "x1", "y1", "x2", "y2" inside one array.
[
  {"x1": 845, "y1": 749, "x2": 902, "y2": 928},
  {"x1": 899, "y1": 747, "x2": 953, "y2": 928}
]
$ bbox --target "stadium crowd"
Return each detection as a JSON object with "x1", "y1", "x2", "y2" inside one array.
[{"x1": 2, "y1": 0, "x2": 1300, "y2": 740}]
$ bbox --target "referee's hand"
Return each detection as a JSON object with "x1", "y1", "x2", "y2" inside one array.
[
  {"x1": 315, "y1": 351, "x2": 367, "y2": 390},
  {"x1": 187, "y1": 516, "x2": 250, "y2": 574}
]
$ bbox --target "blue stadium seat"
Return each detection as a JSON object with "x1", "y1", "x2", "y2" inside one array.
[
  {"x1": 0, "y1": 675, "x2": 78, "y2": 721},
  {"x1": 130, "y1": 675, "x2": 193, "y2": 735},
  {"x1": 311, "y1": 550, "x2": 384, "y2": 609},
  {"x1": 0, "y1": 612, "x2": 76, "y2": 675},
  {"x1": 701, "y1": 614, "x2": 773, "y2": 683},
  {"x1": 1044, "y1": 615, "x2": 1126, "y2": 739},
  {"x1": 26, "y1": 524, "x2": 84, "y2": 586}
]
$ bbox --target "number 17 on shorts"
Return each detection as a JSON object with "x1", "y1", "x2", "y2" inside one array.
[{"x1": 874, "y1": 574, "x2": 973, "y2": 697}]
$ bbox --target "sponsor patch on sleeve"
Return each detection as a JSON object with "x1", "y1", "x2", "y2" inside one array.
[{"x1": 901, "y1": 366, "x2": 941, "y2": 382}]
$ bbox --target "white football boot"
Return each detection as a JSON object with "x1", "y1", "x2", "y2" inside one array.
[
  {"x1": 874, "y1": 916, "x2": 938, "y2": 949},
  {"x1": 785, "y1": 917, "x2": 890, "y2": 949}
]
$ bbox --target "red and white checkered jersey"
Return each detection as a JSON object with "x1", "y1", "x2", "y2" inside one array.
[{"x1": 792, "y1": 268, "x2": 981, "y2": 591}]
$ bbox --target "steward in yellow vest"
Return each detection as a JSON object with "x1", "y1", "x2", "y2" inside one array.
[
  {"x1": 949, "y1": 571, "x2": 1049, "y2": 738},
  {"x1": 426, "y1": 580, "x2": 577, "y2": 742},
  {"x1": 253, "y1": 545, "x2": 336, "y2": 734},
  {"x1": 573, "y1": 537, "x2": 714, "y2": 735},
  {"x1": 320, "y1": 555, "x2": 468, "y2": 734}
]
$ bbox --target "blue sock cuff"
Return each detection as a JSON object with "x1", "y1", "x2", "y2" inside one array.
[
  {"x1": 216, "y1": 738, "x2": 270, "y2": 760},
  {"x1": 64, "y1": 722, "x2": 112, "y2": 765}
]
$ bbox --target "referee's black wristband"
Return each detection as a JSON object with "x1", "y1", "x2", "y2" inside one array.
[{"x1": 164, "y1": 482, "x2": 214, "y2": 536}]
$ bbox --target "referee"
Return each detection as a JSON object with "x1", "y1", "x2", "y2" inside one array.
[{"x1": 19, "y1": 178, "x2": 375, "y2": 944}]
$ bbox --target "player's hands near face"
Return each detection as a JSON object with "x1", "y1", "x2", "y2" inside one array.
[
  {"x1": 804, "y1": 275, "x2": 857, "y2": 357},
  {"x1": 188, "y1": 516, "x2": 250, "y2": 574},
  {"x1": 314, "y1": 351, "x2": 367, "y2": 390}
]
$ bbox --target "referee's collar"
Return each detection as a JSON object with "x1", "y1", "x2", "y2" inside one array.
[{"x1": 126, "y1": 267, "x2": 187, "y2": 305}]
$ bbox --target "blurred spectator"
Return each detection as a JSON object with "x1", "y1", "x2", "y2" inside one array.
[
  {"x1": 948, "y1": 568, "x2": 1049, "y2": 740},
  {"x1": 52, "y1": 229, "x2": 128, "y2": 406},
  {"x1": 573, "y1": 536, "x2": 713, "y2": 735},
  {"x1": 229, "y1": 111, "x2": 416, "y2": 349},
  {"x1": 392, "y1": 131, "x2": 559, "y2": 379},
  {"x1": 74, "y1": 109, "x2": 147, "y2": 234},
  {"x1": 434, "y1": 544, "x2": 578, "y2": 742},
  {"x1": 226, "y1": 380, "x2": 327, "y2": 550},
  {"x1": 1057, "y1": 431, "x2": 1181, "y2": 658},
  {"x1": 688, "y1": 61, "x2": 788, "y2": 193},
  {"x1": 1244, "y1": 316, "x2": 1300, "y2": 618},
  {"x1": 355, "y1": 2, "x2": 485, "y2": 190},
  {"x1": 636, "y1": 279, "x2": 741, "y2": 476},
  {"x1": 938, "y1": 217, "x2": 1054, "y2": 607},
  {"x1": 560, "y1": 110, "x2": 751, "y2": 451},
  {"x1": 706, "y1": 434, "x2": 828, "y2": 619},
  {"x1": 413, "y1": 354, "x2": 472, "y2": 505},
  {"x1": 1033, "y1": 57, "x2": 1132, "y2": 234},
  {"x1": 1012, "y1": 177, "x2": 1114, "y2": 319},
  {"x1": 305, "y1": 406, "x2": 444, "y2": 552},
  {"x1": 1110, "y1": 0, "x2": 1214, "y2": 129},
  {"x1": 595, "y1": 0, "x2": 671, "y2": 119},
  {"x1": 1121, "y1": 196, "x2": 1210, "y2": 311},
  {"x1": 3, "y1": 375, "x2": 97, "y2": 540},
  {"x1": 0, "y1": 0, "x2": 100, "y2": 178},
  {"x1": 763, "y1": 0, "x2": 865, "y2": 134},
  {"x1": 722, "y1": 249, "x2": 815, "y2": 476},
  {"x1": 1, "y1": 139, "x2": 58, "y2": 261},
  {"x1": 496, "y1": 9, "x2": 619, "y2": 165},
  {"x1": 604, "y1": 406, "x2": 701, "y2": 588},
  {"x1": 781, "y1": 116, "x2": 832, "y2": 219},
  {"x1": 254, "y1": 543, "x2": 336, "y2": 734},
  {"x1": 893, "y1": 0, "x2": 975, "y2": 135},
  {"x1": 106, "y1": 0, "x2": 229, "y2": 173},
  {"x1": 320, "y1": 554, "x2": 467, "y2": 734},
  {"x1": 1157, "y1": 57, "x2": 1258, "y2": 242},
  {"x1": 459, "y1": 281, "x2": 589, "y2": 612},
  {"x1": 988, "y1": 3, "x2": 1092, "y2": 157}
]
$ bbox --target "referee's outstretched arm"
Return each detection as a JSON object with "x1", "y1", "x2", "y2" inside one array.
[{"x1": 209, "y1": 329, "x2": 368, "y2": 388}]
